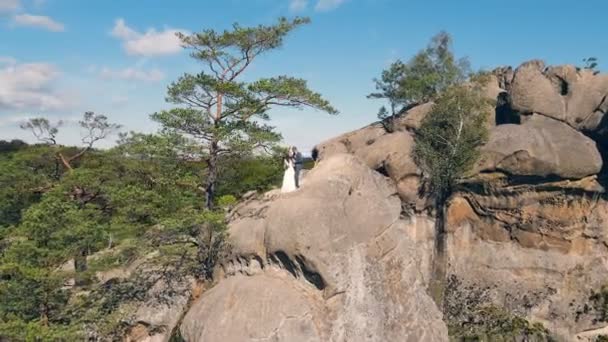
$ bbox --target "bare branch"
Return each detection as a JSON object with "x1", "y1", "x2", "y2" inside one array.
[{"x1": 20, "y1": 118, "x2": 62, "y2": 145}]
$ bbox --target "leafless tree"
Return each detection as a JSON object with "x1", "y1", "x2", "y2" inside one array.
[{"x1": 21, "y1": 111, "x2": 121, "y2": 171}]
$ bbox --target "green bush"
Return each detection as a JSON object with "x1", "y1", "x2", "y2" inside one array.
[{"x1": 448, "y1": 305, "x2": 552, "y2": 342}]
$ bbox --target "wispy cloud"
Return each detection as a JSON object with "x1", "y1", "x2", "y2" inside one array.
[
  {"x1": 0, "y1": 56, "x2": 17, "y2": 65},
  {"x1": 12, "y1": 13, "x2": 65, "y2": 32},
  {"x1": 0, "y1": 58, "x2": 73, "y2": 111},
  {"x1": 98, "y1": 66, "x2": 165, "y2": 82},
  {"x1": 315, "y1": 0, "x2": 347, "y2": 12},
  {"x1": 289, "y1": 0, "x2": 308, "y2": 12},
  {"x1": 0, "y1": 113, "x2": 31, "y2": 127},
  {"x1": 110, "y1": 18, "x2": 186, "y2": 57},
  {"x1": 0, "y1": 0, "x2": 20, "y2": 12}
]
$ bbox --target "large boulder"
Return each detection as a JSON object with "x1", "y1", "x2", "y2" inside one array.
[
  {"x1": 492, "y1": 66, "x2": 515, "y2": 91},
  {"x1": 313, "y1": 124, "x2": 386, "y2": 161},
  {"x1": 180, "y1": 154, "x2": 448, "y2": 342},
  {"x1": 475, "y1": 114, "x2": 602, "y2": 179},
  {"x1": 314, "y1": 127, "x2": 421, "y2": 203},
  {"x1": 180, "y1": 273, "x2": 326, "y2": 341},
  {"x1": 509, "y1": 60, "x2": 608, "y2": 133},
  {"x1": 510, "y1": 60, "x2": 565, "y2": 119},
  {"x1": 394, "y1": 102, "x2": 435, "y2": 131},
  {"x1": 126, "y1": 278, "x2": 192, "y2": 342}
]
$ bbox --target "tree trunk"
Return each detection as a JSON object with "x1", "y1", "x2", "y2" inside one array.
[
  {"x1": 205, "y1": 141, "x2": 219, "y2": 210},
  {"x1": 205, "y1": 90, "x2": 223, "y2": 210},
  {"x1": 389, "y1": 102, "x2": 396, "y2": 133},
  {"x1": 57, "y1": 152, "x2": 73, "y2": 172},
  {"x1": 40, "y1": 287, "x2": 49, "y2": 327},
  {"x1": 428, "y1": 194, "x2": 448, "y2": 308},
  {"x1": 53, "y1": 155, "x2": 61, "y2": 180},
  {"x1": 74, "y1": 248, "x2": 88, "y2": 286},
  {"x1": 40, "y1": 303, "x2": 49, "y2": 327}
]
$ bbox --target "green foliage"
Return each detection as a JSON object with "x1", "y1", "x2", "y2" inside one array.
[
  {"x1": 0, "y1": 17, "x2": 337, "y2": 342},
  {"x1": 590, "y1": 285, "x2": 608, "y2": 323},
  {"x1": 0, "y1": 135, "x2": 250, "y2": 340},
  {"x1": 216, "y1": 153, "x2": 283, "y2": 197},
  {"x1": 0, "y1": 142, "x2": 82, "y2": 228},
  {"x1": 414, "y1": 84, "x2": 490, "y2": 200},
  {"x1": 0, "y1": 139, "x2": 27, "y2": 153},
  {"x1": 217, "y1": 194, "x2": 237, "y2": 208},
  {"x1": 0, "y1": 319, "x2": 81, "y2": 341},
  {"x1": 0, "y1": 159, "x2": 42, "y2": 227},
  {"x1": 154, "y1": 208, "x2": 228, "y2": 280},
  {"x1": 448, "y1": 305, "x2": 552, "y2": 341},
  {"x1": 369, "y1": 31, "x2": 470, "y2": 131},
  {"x1": 583, "y1": 57, "x2": 599, "y2": 74},
  {"x1": 0, "y1": 261, "x2": 69, "y2": 322},
  {"x1": 577, "y1": 57, "x2": 600, "y2": 75},
  {"x1": 154, "y1": 16, "x2": 336, "y2": 208},
  {"x1": 169, "y1": 328, "x2": 187, "y2": 342}
]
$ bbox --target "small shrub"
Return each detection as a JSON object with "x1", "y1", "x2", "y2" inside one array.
[{"x1": 448, "y1": 305, "x2": 553, "y2": 341}]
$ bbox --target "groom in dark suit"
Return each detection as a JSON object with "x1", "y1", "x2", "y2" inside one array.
[{"x1": 292, "y1": 146, "x2": 303, "y2": 188}]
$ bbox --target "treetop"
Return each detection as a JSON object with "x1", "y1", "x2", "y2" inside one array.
[{"x1": 177, "y1": 17, "x2": 311, "y2": 81}]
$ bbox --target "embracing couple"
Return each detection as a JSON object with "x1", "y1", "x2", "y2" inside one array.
[{"x1": 281, "y1": 146, "x2": 303, "y2": 193}]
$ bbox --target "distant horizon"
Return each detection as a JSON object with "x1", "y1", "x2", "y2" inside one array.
[{"x1": 1, "y1": 0, "x2": 606, "y2": 152}]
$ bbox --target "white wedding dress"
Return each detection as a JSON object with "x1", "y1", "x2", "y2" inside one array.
[{"x1": 281, "y1": 158, "x2": 297, "y2": 193}]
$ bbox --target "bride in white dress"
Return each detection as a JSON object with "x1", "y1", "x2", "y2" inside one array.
[{"x1": 281, "y1": 149, "x2": 297, "y2": 193}]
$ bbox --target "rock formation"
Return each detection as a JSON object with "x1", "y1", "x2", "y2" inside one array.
[
  {"x1": 180, "y1": 154, "x2": 448, "y2": 341},
  {"x1": 177, "y1": 61, "x2": 608, "y2": 341}
]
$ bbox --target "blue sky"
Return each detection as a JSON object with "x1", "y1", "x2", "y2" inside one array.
[{"x1": 0, "y1": 0, "x2": 606, "y2": 152}]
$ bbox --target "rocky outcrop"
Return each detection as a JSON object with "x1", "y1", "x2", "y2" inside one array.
[
  {"x1": 510, "y1": 60, "x2": 608, "y2": 134},
  {"x1": 180, "y1": 154, "x2": 448, "y2": 341},
  {"x1": 126, "y1": 278, "x2": 193, "y2": 342},
  {"x1": 314, "y1": 126, "x2": 422, "y2": 205},
  {"x1": 395, "y1": 102, "x2": 435, "y2": 131},
  {"x1": 178, "y1": 61, "x2": 608, "y2": 341},
  {"x1": 476, "y1": 114, "x2": 603, "y2": 179}
]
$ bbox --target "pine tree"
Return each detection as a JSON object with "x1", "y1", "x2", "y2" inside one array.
[{"x1": 152, "y1": 17, "x2": 337, "y2": 209}]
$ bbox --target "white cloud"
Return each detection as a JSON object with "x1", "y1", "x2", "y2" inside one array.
[
  {"x1": 99, "y1": 66, "x2": 164, "y2": 82},
  {"x1": 315, "y1": 0, "x2": 347, "y2": 11},
  {"x1": 289, "y1": 0, "x2": 308, "y2": 12},
  {"x1": 111, "y1": 18, "x2": 185, "y2": 57},
  {"x1": 13, "y1": 13, "x2": 65, "y2": 32},
  {"x1": 0, "y1": 60, "x2": 71, "y2": 111},
  {"x1": 0, "y1": 0, "x2": 20, "y2": 12},
  {"x1": 110, "y1": 18, "x2": 137, "y2": 40}
]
